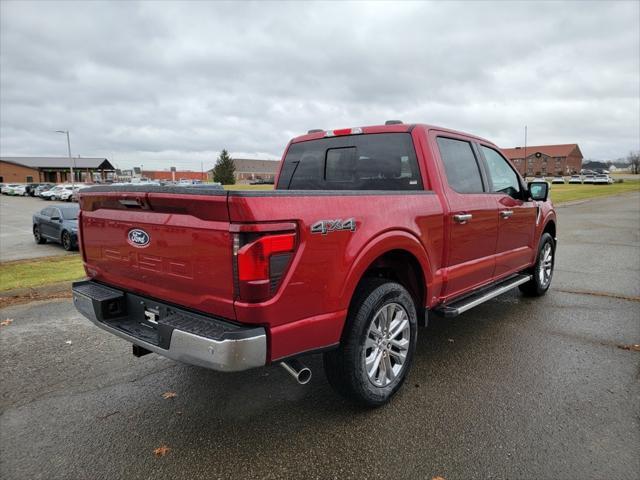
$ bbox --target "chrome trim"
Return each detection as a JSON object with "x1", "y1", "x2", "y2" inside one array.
[
  {"x1": 453, "y1": 213, "x2": 473, "y2": 224},
  {"x1": 280, "y1": 359, "x2": 312, "y2": 384},
  {"x1": 450, "y1": 275, "x2": 531, "y2": 315},
  {"x1": 500, "y1": 210, "x2": 513, "y2": 219},
  {"x1": 74, "y1": 293, "x2": 266, "y2": 372}
]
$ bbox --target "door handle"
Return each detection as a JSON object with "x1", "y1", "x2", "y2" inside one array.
[
  {"x1": 500, "y1": 210, "x2": 513, "y2": 219},
  {"x1": 453, "y1": 213, "x2": 473, "y2": 224}
]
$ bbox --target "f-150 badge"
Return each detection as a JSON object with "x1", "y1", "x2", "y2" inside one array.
[{"x1": 311, "y1": 218, "x2": 356, "y2": 235}]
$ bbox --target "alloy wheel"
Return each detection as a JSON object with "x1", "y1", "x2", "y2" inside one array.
[
  {"x1": 538, "y1": 242, "x2": 553, "y2": 287},
  {"x1": 363, "y1": 303, "x2": 411, "y2": 387}
]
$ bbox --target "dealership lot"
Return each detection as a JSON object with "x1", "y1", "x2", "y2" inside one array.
[
  {"x1": 0, "y1": 194, "x2": 76, "y2": 262},
  {"x1": 1, "y1": 193, "x2": 639, "y2": 480}
]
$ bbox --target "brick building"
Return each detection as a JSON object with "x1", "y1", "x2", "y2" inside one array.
[
  {"x1": 501, "y1": 144, "x2": 583, "y2": 177},
  {"x1": 209, "y1": 158, "x2": 279, "y2": 183},
  {"x1": 0, "y1": 157, "x2": 115, "y2": 183},
  {"x1": 143, "y1": 170, "x2": 207, "y2": 182}
]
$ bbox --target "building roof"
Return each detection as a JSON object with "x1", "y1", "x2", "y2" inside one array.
[
  {"x1": 0, "y1": 156, "x2": 115, "y2": 170},
  {"x1": 207, "y1": 158, "x2": 279, "y2": 174},
  {"x1": 501, "y1": 144, "x2": 582, "y2": 160}
]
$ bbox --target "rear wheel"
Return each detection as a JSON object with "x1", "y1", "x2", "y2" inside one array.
[
  {"x1": 61, "y1": 231, "x2": 74, "y2": 251},
  {"x1": 33, "y1": 226, "x2": 46, "y2": 244},
  {"x1": 323, "y1": 279, "x2": 417, "y2": 407},
  {"x1": 519, "y1": 232, "x2": 555, "y2": 296}
]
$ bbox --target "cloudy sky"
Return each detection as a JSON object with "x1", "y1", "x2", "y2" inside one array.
[{"x1": 1, "y1": 1, "x2": 639, "y2": 170}]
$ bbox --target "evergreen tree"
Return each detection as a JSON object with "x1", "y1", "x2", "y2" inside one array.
[{"x1": 212, "y1": 149, "x2": 236, "y2": 185}]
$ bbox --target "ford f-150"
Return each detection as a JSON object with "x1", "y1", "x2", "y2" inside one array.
[{"x1": 72, "y1": 121, "x2": 556, "y2": 406}]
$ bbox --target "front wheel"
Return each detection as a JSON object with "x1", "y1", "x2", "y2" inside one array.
[
  {"x1": 519, "y1": 232, "x2": 555, "y2": 296},
  {"x1": 323, "y1": 279, "x2": 417, "y2": 407}
]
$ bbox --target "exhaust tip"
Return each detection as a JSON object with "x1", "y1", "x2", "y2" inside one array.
[{"x1": 280, "y1": 359, "x2": 312, "y2": 385}]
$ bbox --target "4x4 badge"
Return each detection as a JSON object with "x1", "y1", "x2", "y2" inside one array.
[{"x1": 311, "y1": 218, "x2": 356, "y2": 235}]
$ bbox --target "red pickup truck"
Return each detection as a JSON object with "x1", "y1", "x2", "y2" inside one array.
[{"x1": 73, "y1": 121, "x2": 556, "y2": 406}]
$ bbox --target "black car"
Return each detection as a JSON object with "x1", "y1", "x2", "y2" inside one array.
[{"x1": 32, "y1": 204, "x2": 79, "y2": 251}]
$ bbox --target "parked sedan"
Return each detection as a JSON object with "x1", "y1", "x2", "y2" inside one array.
[
  {"x1": 52, "y1": 186, "x2": 77, "y2": 201},
  {"x1": 593, "y1": 174, "x2": 611, "y2": 185},
  {"x1": 1, "y1": 184, "x2": 21, "y2": 195},
  {"x1": 551, "y1": 176, "x2": 565, "y2": 184},
  {"x1": 40, "y1": 185, "x2": 66, "y2": 200},
  {"x1": 568, "y1": 175, "x2": 582, "y2": 184},
  {"x1": 34, "y1": 184, "x2": 55, "y2": 197},
  {"x1": 583, "y1": 174, "x2": 595, "y2": 184},
  {"x1": 32, "y1": 204, "x2": 79, "y2": 251}
]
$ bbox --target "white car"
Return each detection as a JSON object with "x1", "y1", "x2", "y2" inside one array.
[
  {"x1": 551, "y1": 176, "x2": 565, "y2": 184},
  {"x1": 41, "y1": 185, "x2": 66, "y2": 200},
  {"x1": 9, "y1": 184, "x2": 28, "y2": 196},
  {"x1": 568, "y1": 175, "x2": 582, "y2": 184},
  {"x1": 56, "y1": 186, "x2": 78, "y2": 201},
  {"x1": 1, "y1": 183, "x2": 21, "y2": 195},
  {"x1": 593, "y1": 174, "x2": 610, "y2": 185},
  {"x1": 583, "y1": 174, "x2": 595, "y2": 184}
]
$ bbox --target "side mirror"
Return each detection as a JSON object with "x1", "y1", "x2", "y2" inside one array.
[{"x1": 528, "y1": 181, "x2": 549, "y2": 201}]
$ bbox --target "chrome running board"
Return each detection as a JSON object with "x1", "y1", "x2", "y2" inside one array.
[{"x1": 435, "y1": 274, "x2": 532, "y2": 318}]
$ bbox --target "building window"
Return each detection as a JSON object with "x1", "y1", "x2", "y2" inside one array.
[{"x1": 26, "y1": 176, "x2": 33, "y2": 183}]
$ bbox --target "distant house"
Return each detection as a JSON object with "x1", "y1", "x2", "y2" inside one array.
[
  {"x1": 501, "y1": 144, "x2": 583, "y2": 176},
  {"x1": 209, "y1": 158, "x2": 280, "y2": 183},
  {"x1": 0, "y1": 156, "x2": 115, "y2": 184}
]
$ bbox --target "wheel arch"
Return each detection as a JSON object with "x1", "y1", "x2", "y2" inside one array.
[{"x1": 339, "y1": 230, "x2": 432, "y2": 324}]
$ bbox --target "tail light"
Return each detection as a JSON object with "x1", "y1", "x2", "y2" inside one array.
[{"x1": 232, "y1": 223, "x2": 297, "y2": 302}]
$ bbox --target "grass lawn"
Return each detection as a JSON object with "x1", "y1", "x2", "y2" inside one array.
[
  {"x1": 0, "y1": 255, "x2": 85, "y2": 291},
  {"x1": 550, "y1": 179, "x2": 640, "y2": 204}
]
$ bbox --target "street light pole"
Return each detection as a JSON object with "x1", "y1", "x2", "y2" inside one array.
[{"x1": 56, "y1": 130, "x2": 75, "y2": 188}]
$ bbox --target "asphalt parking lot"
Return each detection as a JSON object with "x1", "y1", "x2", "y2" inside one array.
[
  {"x1": 0, "y1": 194, "x2": 76, "y2": 262},
  {"x1": 1, "y1": 193, "x2": 639, "y2": 480}
]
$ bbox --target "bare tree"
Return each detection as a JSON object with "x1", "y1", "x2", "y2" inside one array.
[{"x1": 628, "y1": 151, "x2": 640, "y2": 175}]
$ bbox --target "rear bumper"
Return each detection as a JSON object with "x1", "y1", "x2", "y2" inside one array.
[{"x1": 72, "y1": 280, "x2": 267, "y2": 372}]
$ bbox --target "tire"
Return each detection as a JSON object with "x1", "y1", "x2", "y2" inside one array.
[
  {"x1": 61, "y1": 231, "x2": 74, "y2": 251},
  {"x1": 323, "y1": 278, "x2": 418, "y2": 407},
  {"x1": 519, "y1": 232, "x2": 555, "y2": 296},
  {"x1": 33, "y1": 226, "x2": 46, "y2": 244}
]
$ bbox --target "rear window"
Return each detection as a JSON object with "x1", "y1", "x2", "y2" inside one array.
[{"x1": 276, "y1": 133, "x2": 423, "y2": 190}]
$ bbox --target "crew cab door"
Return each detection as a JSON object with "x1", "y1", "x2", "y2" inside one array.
[
  {"x1": 479, "y1": 145, "x2": 536, "y2": 277},
  {"x1": 433, "y1": 135, "x2": 499, "y2": 299}
]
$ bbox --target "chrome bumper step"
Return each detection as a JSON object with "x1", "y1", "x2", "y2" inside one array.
[{"x1": 435, "y1": 274, "x2": 532, "y2": 318}]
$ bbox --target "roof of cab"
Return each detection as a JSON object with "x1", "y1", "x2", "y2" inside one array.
[{"x1": 290, "y1": 122, "x2": 497, "y2": 147}]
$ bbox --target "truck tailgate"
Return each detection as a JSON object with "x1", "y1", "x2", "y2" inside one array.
[{"x1": 79, "y1": 189, "x2": 235, "y2": 319}]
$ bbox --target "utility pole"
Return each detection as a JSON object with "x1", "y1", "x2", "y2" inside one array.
[
  {"x1": 524, "y1": 125, "x2": 528, "y2": 179},
  {"x1": 56, "y1": 130, "x2": 75, "y2": 188}
]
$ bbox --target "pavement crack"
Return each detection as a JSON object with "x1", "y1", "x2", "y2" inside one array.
[{"x1": 556, "y1": 288, "x2": 640, "y2": 302}]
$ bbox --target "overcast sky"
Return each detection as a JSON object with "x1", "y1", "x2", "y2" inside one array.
[{"x1": 1, "y1": 1, "x2": 639, "y2": 170}]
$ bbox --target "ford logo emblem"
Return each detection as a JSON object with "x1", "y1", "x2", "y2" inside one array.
[{"x1": 127, "y1": 228, "x2": 150, "y2": 248}]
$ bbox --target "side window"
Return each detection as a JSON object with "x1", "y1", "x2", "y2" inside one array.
[
  {"x1": 41, "y1": 208, "x2": 51, "y2": 217},
  {"x1": 481, "y1": 146, "x2": 521, "y2": 198},
  {"x1": 51, "y1": 208, "x2": 61, "y2": 219},
  {"x1": 436, "y1": 137, "x2": 484, "y2": 193}
]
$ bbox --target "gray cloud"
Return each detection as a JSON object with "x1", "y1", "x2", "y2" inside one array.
[{"x1": 1, "y1": 0, "x2": 638, "y2": 170}]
